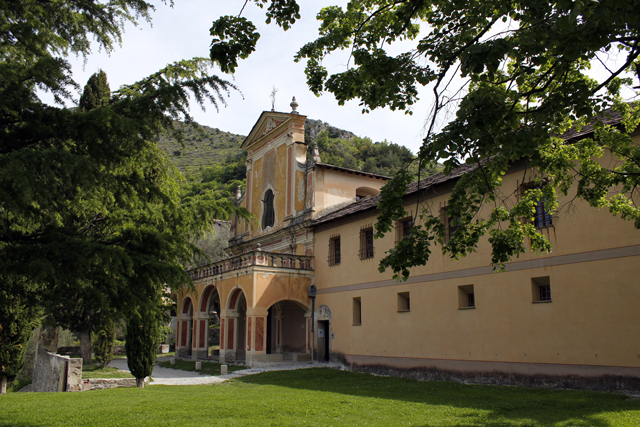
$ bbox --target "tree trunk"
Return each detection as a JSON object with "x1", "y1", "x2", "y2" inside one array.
[
  {"x1": 1, "y1": 376, "x2": 7, "y2": 395},
  {"x1": 78, "y1": 329, "x2": 92, "y2": 364},
  {"x1": 136, "y1": 377, "x2": 145, "y2": 388}
]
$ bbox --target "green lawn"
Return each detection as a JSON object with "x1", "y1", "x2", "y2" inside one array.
[
  {"x1": 81, "y1": 364, "x2": 133, "y2": 379},
  {"x1": 157, "y1": 359, "x2": 247, "y2": 376},
  {"x1": 1, "y1": 368, "x2": 638, "y2": 426}
]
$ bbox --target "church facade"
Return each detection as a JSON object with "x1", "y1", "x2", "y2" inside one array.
[{"x1": 176, "y1": 101, "x2": 640, "y2": 391}]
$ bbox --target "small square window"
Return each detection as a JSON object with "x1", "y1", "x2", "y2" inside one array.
[
  {"x1": 458, "y1": 285, "x2": 475, "y2": 309},
  {"x1": 353, "y1": 297, "x2": 362, "y2": 325},
  {"x1": 328, "y1": 235, "x2": 341, "y2": 266},
  {"x1": 532, "y1": 276, "x2": 552, "y2": 303},
  {"x1": 359, "y1": 226, "x2": 374, "y2": 260},
  {"x1": 397, "y1": 292, "x2": 410, "y2": 312}
]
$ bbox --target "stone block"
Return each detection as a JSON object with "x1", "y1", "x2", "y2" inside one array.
[
  {"x1": 221, "y1": 365, "x2": 228, "y2": 375},
  {"x1": 195, "y1": 362, "x2": 201, "y2": 371},
  {"x1": 170, "y1": 357, "x2": 175, "y2": 365}
]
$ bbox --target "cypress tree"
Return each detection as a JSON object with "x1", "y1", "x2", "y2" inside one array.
[
  {"x1": 93, "y1": 315, "x2": 116, "y2": 369},
  {"x1": 79, "y1": 70, "x2": 110, "y2": 111},
  {"x1": 125, "y1": 309, "x2": 160, "y2": 388}
]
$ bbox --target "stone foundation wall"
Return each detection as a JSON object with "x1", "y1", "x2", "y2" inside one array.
[
  {"x1": 334, "y1": 352, "x2": 640, "y2": 394},
  {"x1": 31, "y1": 349, "x2": 83, "y2": 392},
  {"x1": 83, "y1": 378, "x2": 137, "y2": 390}
]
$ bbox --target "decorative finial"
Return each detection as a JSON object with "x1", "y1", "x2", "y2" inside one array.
[
  {"x1": 312, "y1": 142, "x2": 321, "y2": 163},
  {"x1": 236, "y1": 185, "x2": 242, "y2": 200},
  {"x1": 290, "y1": 96, "x2": 299, "y2": 114},
  {"x1": 270, "y1": 86, "x2": 278, "y2": 111}
]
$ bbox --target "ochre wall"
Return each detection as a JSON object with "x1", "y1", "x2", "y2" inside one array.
[
  {"x1": 315, "y1": 168, "x2": 387, "y2": 216},
  {"x1": 313, "y1": 157, "x2": 640, "y2": 372}
]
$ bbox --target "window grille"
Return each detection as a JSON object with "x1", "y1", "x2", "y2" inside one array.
[
  {"x1": 467, "y1": 293, "x2": 475, "y2": 307},
  {"x1": 328, "y1": 235, "x2": 341, "y2": 266},
  {"x1": 359, "y1": 225, "x2": 374, "y2": 260},
  {"x1": 262, "y1": 189, "x2": 275, "y2": 229},
  {"x1": 539, "y1": 285, "x2": 551, "y2": 301},
  {"x1": 458, "y1": 284, "x2": 475, "y2": 309}
]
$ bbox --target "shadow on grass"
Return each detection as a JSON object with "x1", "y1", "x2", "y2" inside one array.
[{"x1": 235, "y1": 368, "x2": 640, "y2": 427}]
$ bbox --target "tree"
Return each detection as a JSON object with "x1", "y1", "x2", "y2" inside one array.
[
  {"x1": 0, "y1": 1, "x2": 250, "y2": 374},
  {"x1": 125, "y1": 307, "x2": 162, "y2": 388},
  {"x1": 43, "y1": 72, "x2": 111, "y2": 364},
  {"x1": 79, "y1": 70, "x2": 110, "y2": 112},
  {"x1": 0, "y1": 279, "x2": 41, "y2": 395},
  {"x1": 211, "y1": 0, "x2": 640, "y2": 278},
  {"x1": 93, "y1": 314, "x2": 116, "y2": 370}
]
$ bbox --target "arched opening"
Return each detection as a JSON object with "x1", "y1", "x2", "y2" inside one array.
[
  {"x1": 266, "y1": 300, "x2": 309, "y2": 361},
  {"x1": 262, "y1": 189, "x2": 275, "y2": 229},
  {"x1": 200, "y1": 286, "x2": 221, "y2": 357},
  {"x1": 227, "y1": 288, "x2": 247, "y2": 362},
  {"x1": 179, "y1": 297, "x2": 193, "y2": 358},
  {"x1": 355, "y1": 186, "x2": 380, "y2": 201}
]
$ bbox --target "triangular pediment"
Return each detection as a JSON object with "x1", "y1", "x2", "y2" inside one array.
[{"x1": 241, "y1": 111, "x2": 296, "y2": 150}]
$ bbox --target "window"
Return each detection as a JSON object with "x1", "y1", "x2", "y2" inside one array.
[
  {"x1": 440, "y1": 206, "x2": 460, "y2": 242},
  {"x1": 328, "y1": 235, "x2": 341, "y2": 266},
  {"x1": 353, "y1": 297, "x2": 362, "y2": 325},
  {"x1": 396, "y1": 217, "x2": 413, "y2": 243},
  {"x1": 520, "y1": 183, "x2": 553, "y2": 228},
  {"x1": 397, "y1": 292, "x2": 410, "y2": 312},
  {"x1": 262, "y1": 189, "x2": 275, "y2": 229},
  {"x1": 532, "y1": 276, "x2": 552, "y2": 303},
  {"x1": 359, "y1": 225, "x2": 374, "y2": 260},
  {"x1": 458, "y1": 285, "x2": 475, "y2": 309}
]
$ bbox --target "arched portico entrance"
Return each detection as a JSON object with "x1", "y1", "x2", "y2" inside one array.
[
  {"x1": 221, "y1": 287, "x2": 247, "y2": 363},
  {"x1": 266, "y1": 300, "x2": 309, "y2": 359},
  {"x1": 191, "y1": 285, "x2": 221, "y2": 359},
  {"x1": 177, "y1": 297, "x2": 193, "y2": 358}
]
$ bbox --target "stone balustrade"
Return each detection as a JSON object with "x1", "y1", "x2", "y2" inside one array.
[{"x1": 188, "y1": 250, "x2": 313, "y2": 280}]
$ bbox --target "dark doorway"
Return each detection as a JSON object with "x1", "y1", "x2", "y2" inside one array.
[{"x1": 317, "y1": 320, "x2": 330, "y2": 362}]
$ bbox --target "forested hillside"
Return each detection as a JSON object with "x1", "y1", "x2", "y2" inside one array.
[{"x1": 158, "y1": 120, "x2": 440, "y2": 205}]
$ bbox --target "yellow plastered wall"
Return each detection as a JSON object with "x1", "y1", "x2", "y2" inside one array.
[
  {"x1": 314, "y1": 159, "x2": 640, "y2": 369},
  {"x1": 314, "y1": 168, "x2": 388, "y2": 216},
  {"x1": 295, "y1": 170, "x2": 306, "y2": 213}
]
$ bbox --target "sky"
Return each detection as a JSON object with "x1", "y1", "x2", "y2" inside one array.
[
  {"x1": 54, "y1": 0, "x2": 434, "y2": 154},
  {"x1": 49, "y1": 1, "x2": 637, "y2": 155}
]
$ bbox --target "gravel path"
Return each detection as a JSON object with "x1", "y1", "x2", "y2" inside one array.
[{"x1": 108, "y1": 358, "x2": 342, "y2": 386}]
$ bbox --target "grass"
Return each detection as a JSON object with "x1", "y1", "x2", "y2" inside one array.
[
  {"x1": 1, "y1": 368, "x2": 639, "y2": 426},
  {"x1": 157, "y1": 359, "x2": 247, "y2": 376},
  {"x1": 81, "y1": 364, "x2": 133, "y2": 379}
]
